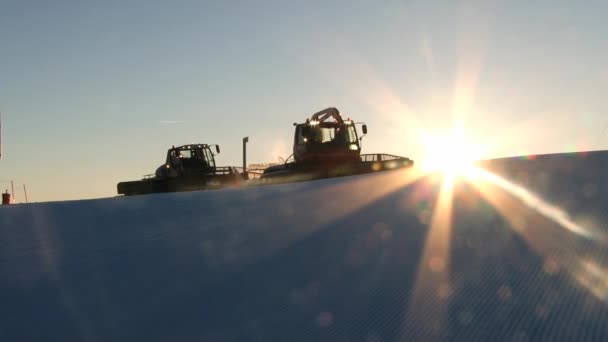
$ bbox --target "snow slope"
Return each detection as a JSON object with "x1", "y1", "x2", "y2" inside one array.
[{"x1": 2, "y1": 151, "x2": 608, "y2": 341}]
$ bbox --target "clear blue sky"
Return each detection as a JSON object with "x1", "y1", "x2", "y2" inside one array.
[{"x1": 1, "y1": 0, "x2": 607, "y2": 202}]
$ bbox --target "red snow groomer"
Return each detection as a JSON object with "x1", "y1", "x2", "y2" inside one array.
[{"x1": 261, "y1": 107, "x2": 414, "y2": 183}]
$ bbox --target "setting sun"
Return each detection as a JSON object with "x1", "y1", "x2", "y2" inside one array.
[{"x1": 420, "y1": 132, "x2": 483, "y2": 180}]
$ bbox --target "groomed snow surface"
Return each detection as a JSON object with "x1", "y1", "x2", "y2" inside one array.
[{"x1": 2, "y1": 151, "x2": 608, "y2": 341}]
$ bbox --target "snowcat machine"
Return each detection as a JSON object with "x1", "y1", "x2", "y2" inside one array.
[
  {"x1": 117, "y1": 144, "x2": 247, "y2": 196},
  {"x1": 261, "y1": 107, "x2": 413, "y2": 182}
]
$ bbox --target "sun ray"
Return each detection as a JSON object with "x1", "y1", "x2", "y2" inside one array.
[
  {"x1": 467, "y1": 167, "x2": 599, "y2": 240},
  {"x1": 403, "y1": 174, "x2": 454, "y2": 339},
  {"x1": 576, "y1": 259, "x2": 608, "y2": 301},
  {"x1": 294, "y1": 167, "x2": 427, "y2": 227},
  {"x1": 466, "y1": 166, "x2": 608, "y2": 301}
]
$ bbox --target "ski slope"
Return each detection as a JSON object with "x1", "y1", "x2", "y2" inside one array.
[{"x1": 2, "y1": 151, "x2": 608, "y2": 341}]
